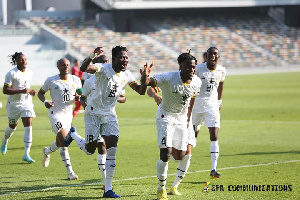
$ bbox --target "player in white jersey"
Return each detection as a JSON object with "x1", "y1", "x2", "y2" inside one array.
[
  {"x1": 147, "y1": 52, "x2": 201, "y2": 200},
  {"x1": 81, "y1": 54, "x2": 109, "y2": 85},
  {"x1": 188, "y1": 47, "x2": 226, "y2": 179},
  {"x1": 66, "y1": 46, "x2": 152, "y2": 198},
  {"x1": 37, "y1": 58, "x2": 82, "y2": 180},
  {"x1": 73, "y1": 60, "x2": 126, "y2": 191},
  {"x1": 1, "y1": 52, "x2": 36, "y2": 163}
]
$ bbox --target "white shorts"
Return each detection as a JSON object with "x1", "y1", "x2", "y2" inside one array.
[
  {"x1": 187, "y1": 122, "x2": 196, "y2": 147},
  {"x1": 49, "y1": 111, "x2": 72, "y2": 134},
  {"x1": 84, "y1": 113, "x2": 119, "y2": 143},
  {"x1": 6, "y1": 102, "x2": 36, "y2": 125},
  {"x1": 192, "y1": 110, "x2": 220, "y2": 132},
  {"x1": 156, "y1": 108, "x2": 188, "y2": 151},
  {"x1": 97, "y1": 135, "x2": 104, "y2": 143}
]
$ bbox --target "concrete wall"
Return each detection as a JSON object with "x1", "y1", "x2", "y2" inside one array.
[
  {"x1": 31, "y1": 0, "x2": 81, "y2": 10},
  {"x1": 4, "y1": 0, "x2": 81, "y2": 24}
]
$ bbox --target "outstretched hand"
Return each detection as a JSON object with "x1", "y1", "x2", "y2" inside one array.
[
  {"x1": 93, "y1": 47, "x2": 104, "y2": 57},
  {"x1": 140, "y1": 62, "x2": 153, "y2": 77},
  {"x1": 29, "y1": 89, "x2": 36, "y2": 96}
]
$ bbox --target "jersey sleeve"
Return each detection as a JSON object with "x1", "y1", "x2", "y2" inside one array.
[
  {"x1": 152, "y1": 72, "x2": 169, "y2": 87},
  {"x1": 94, "y1": 63, "x2": 104, "y2": 74},
  {"x1": 41, "y1": 77, "x2": 51, "y2": 93},
  {"x1": 126, "y1": 70, "x2": 138, "y2": 86},
  {"x1": 220, "y1": 67, "x2": 227, "y2": 82},
  {"x1": 4, "y1": 71, "x2": 13, "y2": 87},
  {"x1": 75, "y1": 76, "x2": 82, "y2": 90},
  {"x1": 82, "y1": 79, "x2": 91, "y2": 97}
]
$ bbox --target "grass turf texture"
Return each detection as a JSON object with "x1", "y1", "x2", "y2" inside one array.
[{"x1": 0, "y1": 72, "x2": 299, "y2": 199}]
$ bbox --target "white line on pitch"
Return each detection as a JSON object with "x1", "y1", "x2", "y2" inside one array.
[
  {"x1": 1, "y1": 159, "x2": 299, "y2": 196},
  {"x1": 118, "y1": 118, "x2": 300, "y2": 125}
]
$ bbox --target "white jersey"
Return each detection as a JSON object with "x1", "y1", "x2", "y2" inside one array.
[
  {"x1": 82, "y1": 72, "x2": 94, "y2": 81},
  {"x1": 153, "y1": 71, "x2": 201, "y2": 115},
  {"x1": 41, "y1": 74, "x2": 82, "y2": 116},
  {"x1": 86, "y1": 63, "x2": 136, "y2": 116},
  {"x1": 82, "y1": 74, "x2": 96, "y2": 106},
  {"x1": 193, "y1": 63, "x2": 226, "y2": 113},
  {"x1": 4, "y1": 67, "x2": 33, "y2": 105}
]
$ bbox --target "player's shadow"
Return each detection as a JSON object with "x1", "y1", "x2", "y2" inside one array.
[{"x1": 221, "y1": 150, "x2": 300, "y2": 156}]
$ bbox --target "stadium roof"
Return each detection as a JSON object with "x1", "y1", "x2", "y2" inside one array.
[{"x1": 91, "y1": 0, "x2": 300, "y2": 10}]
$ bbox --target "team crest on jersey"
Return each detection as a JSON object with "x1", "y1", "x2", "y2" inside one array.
[
  {"x1": 121, "y1": 79, "x2": 126, "y2": 87},
  {"x1": 71, "y1": 84, "x2": 76, "y2": 91}
]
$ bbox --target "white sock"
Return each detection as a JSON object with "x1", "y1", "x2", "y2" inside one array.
[
  {"x1": 71, "y1": 131, "x2": 91, "y2": 155},
  {"x1": 157, "y1": 159, "x2": 169, "y2": 191},
  {"x1": 2, "y1": 126, "x2": 15, "y2": 144},
  {"x1": 23, "y1": 126, "x2": 32, "y2": 156},
  {"x1": 59, "y1": 147, "x2": 73, "y2": 174},
  {"x1": 171, "y1": 154, "x2": 191, "y2": 188},
  {"x1": 210, "y1": 141, "x2": 219, "y2": 171},
  {"x1": 97, "y1": 153, "x2": 106, "y2": 184},
  {"x1": 45, "y1": 141, "x2": 58, "y2": 155},
  {"x1": 105, "y1": 147, "x2": 117, "y2": 192}
]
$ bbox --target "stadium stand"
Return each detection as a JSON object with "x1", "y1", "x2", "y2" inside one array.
[
  {"x1": 25, "y1": 12, "x2": 300, "y2": 71},
  {"x1": 28, "y1": 17, "x2": 178, "y2": 72}
]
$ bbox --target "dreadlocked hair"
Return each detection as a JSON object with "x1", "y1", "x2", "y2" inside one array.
[
  {"x1": 177, "y1": 52, "x2": 197, "y2": 65},
  {"x1": 112, "y1": 45, "x2": 128, "y2": 58},
  {"x1": 9, "y1": 52, "x2": 23, "y2": 65}
]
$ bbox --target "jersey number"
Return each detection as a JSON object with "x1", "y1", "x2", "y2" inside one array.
[
  {"x1": 55, "y1": 122, "x2": 63, "y2": 130},
  {"x1": 161, "y1": 137, "x2": 166, "y2": 146}
]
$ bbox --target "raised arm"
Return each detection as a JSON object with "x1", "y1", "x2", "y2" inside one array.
[
  {"x1": 130, "y1": 62, "x2": 153, "y2": 95},
  {"x1": 80, "y1": 47, "x2": 104, "y2": 72}
]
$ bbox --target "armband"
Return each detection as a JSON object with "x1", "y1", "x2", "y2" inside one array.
[
  {"x1": 43, "y1": 100, "x2": 49, "y2": 105},
  {"x1": 218, "y1": 99, "x2": 222, "y2": 105},
  {"x1": 89, "y1": 52, "x2": 97, "y2": 60},
  {"x1": 76, "y1": 88, "x2": 82, "y2": 95}
]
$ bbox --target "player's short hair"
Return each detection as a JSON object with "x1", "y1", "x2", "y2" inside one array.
[
  {"x1": 207, "y1": 47, "x2": 219, "y2": 53},
  {"x1": 9, "y1": 52, "x2": 24, "y2": 65},
  {"x1": 112, "y1": 45, "x2": 128, "y2": 58},
  {"x1": 57, "y1": 58, "x2": 69, "y2": 66},
  {"x1": 177, "y1": 52, "x2": 197, "y2": 65}
]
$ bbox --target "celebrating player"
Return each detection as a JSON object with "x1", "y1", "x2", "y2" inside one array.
[
  {"x1": 147, "y1": 52, "x2": 201, "y2": 200},
  {"x1": 66, "y1": 46, "x2": 152, "y2": 198},
  {"x1": 37, "y1": 58, "x2": 82, "y2": 180},
  {"x1": 189, "y1": 47, "x2": 226, "y2": 179},
  {"x1": 81, "y1": 54, "x2": 109, "y2": 85},
  {"x1": 1, "y1": 52, "x2": 36, "y2": 163}
]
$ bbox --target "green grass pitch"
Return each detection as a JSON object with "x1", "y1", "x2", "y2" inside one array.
[{"x1": 0, "y1": 71, "x2": 299, "y2": 199}]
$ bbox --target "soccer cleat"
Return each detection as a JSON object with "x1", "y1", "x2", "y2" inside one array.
[
  {"x1": 1, "y1": 142, "x2": 7, "y2": 155},
  {"x1": 42, "y1": 147, "x2": 50, "y2": 167},
  {"x1": 210, "y1": 169, "x2": 221, "y2": 179},
  {"x1": 22, "y1": 155, "x2": 35, "y2": 163},
  {"x1": 64, "y1": 127, "x2": 75, "y2": 147},
  {"x1": 168, "y1": 186, "x2": 182, "y2": 195},
  {"x1": 68, "y1": 172, "x2": 79, "y2": 180},
  {"x1": 103, "y1": 190, "x2": 121, "y2": 198},
  {"x1": 157, "y1": 190, "x2": 168, "y2": 200}
]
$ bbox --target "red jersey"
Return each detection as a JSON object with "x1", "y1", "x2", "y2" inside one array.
[{"x1": 71, "y1": 66, "x2": 83, "y2": 79}]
